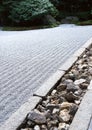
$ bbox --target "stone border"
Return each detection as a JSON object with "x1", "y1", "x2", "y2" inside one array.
[
  {"x1": 69, "y1": 80, "x2": 92, "y2": 130},
  {"x1": 0, "y1": 37, "x2": 92, "y2": 130},
  {"x1": 0, "y1": 97, "x2": 41, "y2": 130}
]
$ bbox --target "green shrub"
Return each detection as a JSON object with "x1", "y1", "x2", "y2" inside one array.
[{"x1": 9, "y1": 0, "x2": 58, "y2": 23}]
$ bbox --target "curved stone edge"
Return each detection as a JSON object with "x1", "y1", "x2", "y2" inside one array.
[
  {"x1": 0, "y1": 97, "x2": 41, "y2": 130},
  {"x1": 69, "y1": 80, "x2": 92, "y2": 130},
  {"x1": 0, "y1": 37, "x2": 92, "y2": 130}
]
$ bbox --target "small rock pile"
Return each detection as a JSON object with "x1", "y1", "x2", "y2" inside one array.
[{"x1": 19, "y1": 45, "x2": 92, "y2": 130}]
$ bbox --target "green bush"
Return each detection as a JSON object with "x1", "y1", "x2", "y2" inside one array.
[
  {"x1": 0, "y1": 0, "x2": 58, "y2": 25},
  {"x1": 10, "y1": 0, "x2": 58, "y2": 23}
]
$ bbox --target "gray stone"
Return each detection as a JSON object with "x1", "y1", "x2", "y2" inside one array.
[
  {"x1": 66, "y1": 82, "x2": 78, "y2": 93},
  {"x1": 65, "y1": 92, "x2": 79, "y2": 102},
  {"x1": 27, "y1": 111, "x2": 46, "y2": 124},
  {"x1": 69, "y1": 104, "x2": 78, "y2": 116},
  {"x1": 74, "y1": 89, "x2": 82, "y2": 96},
  {"x1": 64, "y1": 79, "x2": 73, "y2": 84},
  {"x1": 61, "y1": 16, "x2": 79, "y2": 24},
  {"x1": 46, "y1": 104, "x2": 59, "y2": 112},
  {"x1": 57, "y1": 83, "x2": 67, "y2": 91},
  {"x1": 74, "y1": 79, "x2": 86, "y2": 85},
  {"x1": 43, "y1": 15, "x2": 57, "y2": 25},
  {"x1": 68, "y1": 73, "x2": 76, "y2": 81}
]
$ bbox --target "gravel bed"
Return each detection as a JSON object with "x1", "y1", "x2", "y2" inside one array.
[{"x1": 17, "y1": 44, "x2": 92, "y2": 130}]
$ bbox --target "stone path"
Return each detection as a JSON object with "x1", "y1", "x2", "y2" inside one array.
[{"x1": 0, "y1": 25, "x2": 92, "y2": 126}]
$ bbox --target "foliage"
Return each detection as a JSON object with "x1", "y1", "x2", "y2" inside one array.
[
  {"x1": 9, "y1": 0, "x2": 58, "y2": 23},
  {"x1": 0, "y1": 0, "x2": 57, "y2": 25}
]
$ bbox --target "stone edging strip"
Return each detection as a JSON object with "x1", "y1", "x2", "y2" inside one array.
[
  {"x1": 69, "y1": 80, "x2": 92, "y2": 130},
  {"x1": 0, "y1": 97, "x2": 41, "y2": 130},
  {"x1": 0, "y1": 37, "x2": 92, "y2": 130}
]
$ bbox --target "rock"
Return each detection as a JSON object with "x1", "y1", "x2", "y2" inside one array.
[
  {"x1": 60, "y1": 102, "x2": 72, "y2": 110},
  {"x1": 43, "y1": 15, "x2": 57, "y2": 25},
  {"x1": 66, "y1": 82, "x2": 78, "y2": 93},
  {"x1": 58, "y1": 96, "x2": 66, "y2": 103},
  {"x1": 42, "y1": 100, "x2": 49, "y2": 107},
  {"x1": 59, "y1": 91, "x2": 67, "y2": 98},
  {"x1": 58, "y1": 123, "x2": 69, "y2": 130},
  {"x1": 74, "y1": 79, "x2": 86, "y2": 85},
  {"x1": 49, "y1": 120, "x2": 59, "y2": 126},
  {"x1": 64, "y1": 79, "x2": 73, "y2": 84},
  {"x1": 41, "y1": 125, "x2": 48, "y2": 130},
  {"x1": 65, "y1": 92, "x2": 79, "y2": 102},
  {"x1": 88, "y1": 67, "x2": 92, "y2": 75},
  {"x1": 34, "y1": 125, "x2": 40, "y2": 130},
  {"x1": 68, "y1": 73, "x2": 76, "y2": 81},
  {"x1": 59, "y1": 109, "x2": 70, "y2": 122},
  {"x1": 37, "y1": 105, "x2": 45, "y2": 112},
  {"x1": 80, "y1": 83, "x2": 88, "y2": 89},
  {"x1": 46, "y1": 104, "x2": 59, "y2": 112},
  {"x1": 51, "y1": 90, "x2": 57, "y2": 96},
  {"x1": 27, "y1": 111, "x2": 46, "y2": 124},
  {"x1": 82, "y1": 64, "x2": 88, "y2": 69},
  {"x1": 61, "y1": 16, "x2": 79, "y2": 24},
  {"x1": 78, "y1": 64, "x2": 88, "y2": 69},
  {"x1": 79, "y1": 73, "x2": 87, "y2": 79},
  {"x1": 27, "y1": 120, "x2": 35, "y2": 127},
  {"x1": 71, "y1": 69, "x2": 79, "y2": 77},
  {"x1": 43, "y1": 110, "x2": 51, "y2": 118},
  {"x1": 52, "y1": 108, "x2": 59, "y2": 114},
  {"x1": 76, "y1": 59, "x2": 83, "y2": 64},
  {"x1": 57, "y1": 83, "x2": 67, "y2": 91},
  {"x1": 74, "y1": 89, "x2": 82, "y2": 96},
  {"x1": 69, "y1": 104, "x2": 78, "y2": 116},
  {"x1": 74, "y1": 100, "x2": 81, "y2": 105},
  {"x1": 47, "y1": 119, "x2": 52, "y2": 128}
]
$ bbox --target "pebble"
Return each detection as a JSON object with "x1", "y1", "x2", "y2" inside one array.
[
  {"x1": 51, "y1": 90, "x2": 57, "y2": 96},
  {"x1": 34, "y1": 125, "x2": 40, "y2": 130},
  {"x1": 58, "y1": 123, "x2": 69, "y2": 130},
  {"x1": 52, "y1": 108, "x2": 59, "y2": 114}
]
